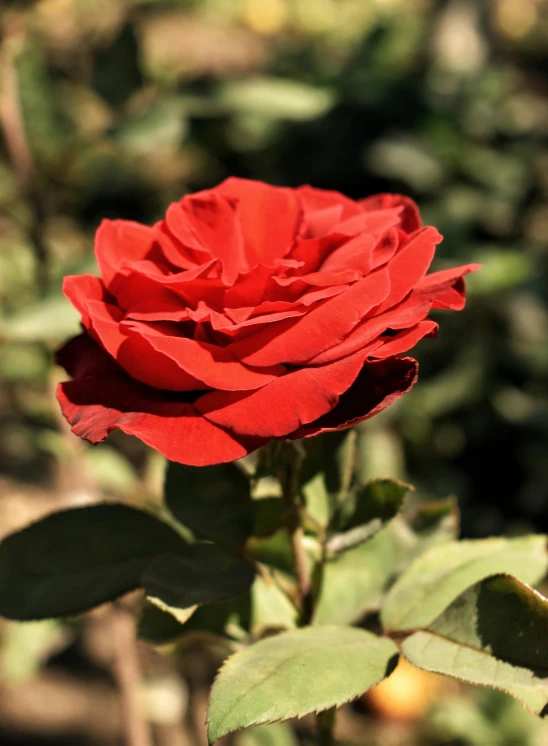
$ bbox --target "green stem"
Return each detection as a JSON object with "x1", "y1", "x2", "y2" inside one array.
[
  {"x1": 317, "y1": 707, "x2": 336, "y2": 746},
  {"x1": 277, "y1": 441, "x2": 311, "y2": 623}
]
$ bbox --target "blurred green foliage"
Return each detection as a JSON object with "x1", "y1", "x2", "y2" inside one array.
[{"x1": 1, "y1": 0, "x2": 548, "y2": 743}]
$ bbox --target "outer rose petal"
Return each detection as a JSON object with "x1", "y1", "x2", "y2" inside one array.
[
  {"x1": 195, "y1": 346, "x2": 371, "y2": 438},
  {"x1": 291, "y1": 356, "x2": 419, "y2": 438},
  {"x1": 375, "y1": 226, "x2": 443, "y2": 314},
  {"x1": 56, "y1": 333, "x2": 120, "y2": 378},
  {"x1": 413, "y1": 263, "x2": 482, "y2": 310},
  {"x1": 360, "y1": 194, "x2": 422, "y2": 233},
  {"x1": 370, "y1": 320, "x2": 438, "y2": 359},
  {"x1": 56, "y1": 338, "x2": 263, "y2": 466},
  {"x1": 95, "y1": 220, "x2": 160, "y2": 289}
]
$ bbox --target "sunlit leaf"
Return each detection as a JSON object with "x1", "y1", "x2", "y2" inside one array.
[
  {"x1": 382, "y1": 534, "x2": 548, "y2": 631},
  {"x1": 402, "y1": 575, "x2": 548, "y2": 716},
  {"x1": 207, "y1": 625, "x2": 398, "y2": 742}
]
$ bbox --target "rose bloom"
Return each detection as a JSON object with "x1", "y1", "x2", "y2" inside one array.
[{"x1": 57, "y1": 178, "x2": 479, "y2": 466}]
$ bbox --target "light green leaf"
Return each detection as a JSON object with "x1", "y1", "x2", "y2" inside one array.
[
  {"x1": 303, "y1": 473, "x2": 331, "y2": 530},
  {"x1": 0, "y1": 620, "x2": 69, "y2": 682},
  {"x1": 207, "y1": 626, "x2": 398, "y2": 742},
  {"x1": 402, "y1": 575, "x2": 548, "y2": 716},
  {"x1": 219, "y1": 78, "x2": 335, "y2": 121},
  {"x1": 314, "y1": 520, "x2": 413, "y2": 625},
  {"x1": 0, "y1": 504, "x2": 187, "y2": 620},
  {"x1": 1, "y1": 295, "x2": 80, "y2": 342},
  {"x1": 142, "y1": 545, "x2": 256, "y2": 611},
  {"x1": 165, "y1": 462, "x2": 252, "y2": 545},
  {"x1": 381, "y1": 534, "x2": 548, "y2": 631},
  {"x1": 314, "y1": 500, "x2": 459, "y2": 626},
  {"x1": 249, "y1": 575, "x2": 297, "y2": 634},
  {"x1": 146, "y1": 597, "x2": 197, "y2": 627}
]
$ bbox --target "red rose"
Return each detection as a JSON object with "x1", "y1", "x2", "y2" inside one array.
[{"x1": 56, "y1": 178, "x2": 480, "y2": 466}]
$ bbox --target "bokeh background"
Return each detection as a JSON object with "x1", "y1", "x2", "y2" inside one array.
[{"x1": 1, "y1": 0, "x2": 548, "y2": 744}]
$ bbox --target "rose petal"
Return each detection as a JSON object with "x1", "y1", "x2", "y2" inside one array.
[
  {"x1": 414, "y1": 263, "x2": 482, "y2": 310},
  {"x1": 229, "y1": 268, "x2": 391, "y2": 366},
  {"x1": 196, "y1": 346, "x2": 370, "y2": 438},
  {"x1": 57, "y1": 377, "x2": 260, "y2": 467},
  {"x1": 121, "y1": 321, "x2": 286, "y2": 391},
  {"x1": 374, "y1": 226, "x2": 443, "y2": 314},
  {"x1": 56, "y1": 333, "x2": 119, "y2": 379},
  {"x1": 218, "y1": 177, "x2": 302, "y2": 265},
  {"x1": 291, "y1": 356, "x2": 419, "y2": 438},
  {"x1": 94, "y1": 220, "x2": 161, "y2": 288},
  {"x1": 371, "y1": 320, "x2": 438, "y2": 359},
  {"x1": 296, "y1": 185, "x2": 363, "y2": 224},
  {"x1": 307, "y1": 298, "x2": 432, "y2": 365},
  {"x1": 360, "y1": 194, "x2": 422, "y2": 233}
]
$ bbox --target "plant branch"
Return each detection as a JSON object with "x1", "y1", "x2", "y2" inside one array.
[
  {"x1": 110, "y1": 604, "x2": 152, "y2": 746},
  {"x1": 0, "y1": 16, "x2": 50, "y2": 295}
]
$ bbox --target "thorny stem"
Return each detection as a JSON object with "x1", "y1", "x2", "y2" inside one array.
[
  {"x1": 111, "y1": 605, "x2": 153, "y2": 746},
  {"x1": 277, "y1": 440, "x2": 311, "y2": 623}
]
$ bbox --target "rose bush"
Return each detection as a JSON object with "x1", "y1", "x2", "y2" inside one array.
[{"x1": 57, "y1": 178, "x2": 479, "y2": 465}]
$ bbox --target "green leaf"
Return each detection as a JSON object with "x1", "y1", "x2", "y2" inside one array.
[
  {"x1": 1, "y1": 295, "x2": 80, "y2": 342},
  {"x1": 314, "y1": 502, "x2": 460, "y2": 626},
  {"x1": 402, "y1": 575, "x2": 548, "y2": 716},
  {"x1": 303, "y1": 473, "x2": 331, "y2": 530},
  {"x1": 0, "y1": 504, "x2": 187, "y2": 620},
  {"x1": 328, "y1": 479, "x2": 411, "y2": 552},
  {"x1": 251, "y1": 498, "x2": 286, "y2": 539},
  {"x1": 142, "y1": 545, "x2": 256, "y2": 612},
  {"x1": 381, "y1": 535, "x2": 548, "y2": 632},
  {"x1": 165, "y1": 462, "x2": 253, "y2": 545},
  {"x1": 341, "y1": 479, "x2": 411, "y2": 528},
  {"x1": 207, "y1": 625, "x2": 398, "y2": 742},
  {"x1": 314, "y1": 521, "x2": 412, "y2": 625},
  {"x1": 218, "y1": 78, "x2": 335, "y2": 121},
  {"x1": 236, "y1": 722, "x2": 299, "y2": 746},
  {"x1": 249, "y1": 575, "x2": 297, "y2": 634}
]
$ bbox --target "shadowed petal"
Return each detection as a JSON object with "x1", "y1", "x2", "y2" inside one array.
[{"x1": 291, "y1": 357, "x2": 419, "y2": 438}]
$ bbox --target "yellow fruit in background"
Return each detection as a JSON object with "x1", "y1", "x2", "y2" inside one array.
[{"x1": 365, "y1": 657, "x2": 448, "y2": 722}]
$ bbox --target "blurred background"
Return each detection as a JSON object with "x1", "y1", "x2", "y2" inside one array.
[{"x1": 1, "y1": 0, "x2": 548, "y2": 744}]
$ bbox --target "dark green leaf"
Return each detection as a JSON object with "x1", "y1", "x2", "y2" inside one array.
[
  {"x1": 0, "y1": 504, "x2": 187, "y2": 620},
  {"x1": 327, "y1": 479, "x2": 411, "y2": 553},
  {"x1": 165, "y1": 462, "x2": 253, "y2": 545},
  {"x1": 143, "y1": 544, "x2": 256, "y2": 611},
  {"x1": 381, "y1": 535, "x2": 548, "y2": 632},
  {"x1": 251, "y1": 498, "x2": 286, "y2": 538},
  {"x1": 138, "y1": 601, "x2": 189, "y2": 645},
  {"x1": 338, "y1": 479, "x2": 411, "y2": 531},
  {"x1": 207, "y1": 625, "x2": 398, "y2": 742},
  {"x1": 402, "y1": 575, "x2": 548, "y2": 716}
]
